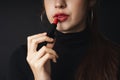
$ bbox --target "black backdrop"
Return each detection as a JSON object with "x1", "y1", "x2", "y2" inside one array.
[{"x1": 0, "y1": 0, "x2": 120, "y2": 79}]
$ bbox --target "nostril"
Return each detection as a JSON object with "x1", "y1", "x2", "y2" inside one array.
[{"x1": 55, "y1": 1, "x2": 66, "y2": 8}]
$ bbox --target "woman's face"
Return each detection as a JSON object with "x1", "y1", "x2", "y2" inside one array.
[{"x1": 44, "y1": 0, "x2": 94, "y2": 33}]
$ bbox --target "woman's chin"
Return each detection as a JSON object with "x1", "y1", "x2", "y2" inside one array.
[
  {"x1": 56, "y1": 28, "x2": 65, "y2": 33},
  {"x1": 56, "y1": 25, "x2": 67, "y2": 32},
  {"x1": 56, "y1": 27, "x2": 72, "y2": 33},
  {"x1": 56, "y1": 24, "x2": 69, "y2": 32}
]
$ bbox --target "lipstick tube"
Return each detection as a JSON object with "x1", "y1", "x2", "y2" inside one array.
[
  {"x1": 37, "y1": 18, "x2": 58, "y2": 50},
  {"x1": 47, "y1": 18, "x2": 58, "y2": 38}
]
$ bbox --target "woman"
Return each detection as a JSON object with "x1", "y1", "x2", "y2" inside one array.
[{"x1": 8, "y1": 0, "x2": 120, "y2": 80}]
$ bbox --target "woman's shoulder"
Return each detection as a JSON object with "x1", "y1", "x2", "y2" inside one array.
[
  {"x1": 9, "y1": 44, "x2": 28, "y2": 68},
  {"x1": 10, "y1": 44, "x2": 27, "y2": 59},
  {"x1": 8, "y1": 44, "x2": 34, "y2": 80},
  {"x1": 9, "y1": 44, "x2": 28, "y2": 72}
]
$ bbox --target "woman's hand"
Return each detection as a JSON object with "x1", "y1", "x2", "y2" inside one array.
[{"x1": 26, "y1": 32, "x2": 58, "y2": 80}]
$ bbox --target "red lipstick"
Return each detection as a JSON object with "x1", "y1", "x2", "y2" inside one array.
[
  {"x1": 54, "y1": 13, "x2": 69, "y2": 22},
  {"x1": 53, "y1": 18, "x2": 58, "y2": 24},
  {"x1": 47, "y1": 18, "x2": 58, "y2": 38}
]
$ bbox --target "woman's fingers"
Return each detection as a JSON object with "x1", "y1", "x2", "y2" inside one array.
[
  {"x1": 37, "y1": 46, "x2": 58, "y2": 59},
  {"x1": 27, "y1": 32, "x2": 58, "y2": 65},
  {"x1": 27, "y1": 33, "x2": 47, "y2": 51},
  {"x1": 27, "y1": 33, "x2": 54, "y2": 55},
  {"x1": 28, "y1": 46, "x2": 58, "y2": 63},
  {"x1": 30, "y1": 36, "x2": 54, "y2": 53},
  {"x1": 37, "y1": 53, "x2": 57, "y2": 67}
]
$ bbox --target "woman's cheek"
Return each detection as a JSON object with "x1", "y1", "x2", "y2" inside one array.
[
  {"x1": 44, "y1": 1, "x2": 54, "y2": 23},
  {"x1": 46, "y1": 8, "x2": 53, "y2": 23}
]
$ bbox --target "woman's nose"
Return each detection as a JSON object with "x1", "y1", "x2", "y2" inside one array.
[{"x1": 55, "y1": 0, "x2": 66, "y2": 9}]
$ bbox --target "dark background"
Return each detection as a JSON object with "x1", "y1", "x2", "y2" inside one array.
[{"x1": 0, "y1": 0, "x2": 120, "y2": 79}]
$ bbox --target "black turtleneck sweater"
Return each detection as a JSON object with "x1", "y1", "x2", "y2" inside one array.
[
  {"x1": 7, "y1": 28, "x2": 90, "y2": 80},
  {"x1": 51, "y1": 28, "x2": 90, "y2": 80}
]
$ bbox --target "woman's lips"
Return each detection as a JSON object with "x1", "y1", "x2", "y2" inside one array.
[{"x1": 54, "y1": 13, "x2": 69, "y2": 22}]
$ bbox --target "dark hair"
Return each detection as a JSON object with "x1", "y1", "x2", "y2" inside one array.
[
  {"x1": 75, "y1": 0, "x2": 120, "y2": 79},
  {"x1": 40, "y1": 0, "x2": 120, "y2": 80}
]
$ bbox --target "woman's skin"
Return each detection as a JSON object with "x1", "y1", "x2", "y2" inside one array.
[{"x1": 26, "y1": 0, "x2": 95, "y2": 80}]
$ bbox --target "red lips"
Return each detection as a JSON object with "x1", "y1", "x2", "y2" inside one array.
[{"x1": 54, "y1": 13, "x2": 69, "y2": 22}]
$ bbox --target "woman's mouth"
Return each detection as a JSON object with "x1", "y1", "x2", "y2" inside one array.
[{"x1": 53, "y1": 13, "x2": 69, "y2": 22}]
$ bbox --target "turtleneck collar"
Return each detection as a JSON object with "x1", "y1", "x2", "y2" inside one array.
[{"x1": 54, "y1": 27, "x2": 91, "y2": 48}]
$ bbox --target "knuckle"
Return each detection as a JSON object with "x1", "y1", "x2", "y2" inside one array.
[
  {"x1": 32, "y1": 39, "x2": 37, "y2": 44},
  {"x1": 46, "y1": 53, "x2": 52, "y2": 59},
  {"x1": 26, "y1": 55, "x2": 30, "y2": 61},
  {"x1": 43, "y1": 36, "x2": 48, "y2": 40},
  {"x1": 32, "y1": 39, "x2": 36, "y2": 43},
  {"x1": 26, "y1": 57, "x2": 32, "y2": 64},
  {"x1": 27, "y1": 36, "x2": 31, "y2": 41},
  {"x1": 26, "y1": 57, "x2": 29, "y2": 62},
  {"x1": 42, "y1": 46, "x2": 47, "y2": 50}
]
